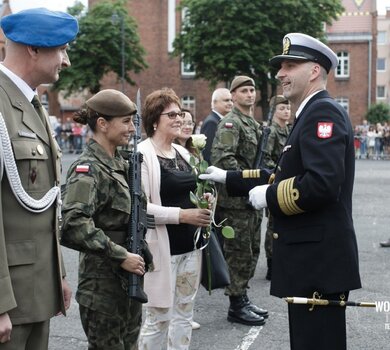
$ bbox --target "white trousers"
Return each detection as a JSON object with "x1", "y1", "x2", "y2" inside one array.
[{"x1": 139, "y1": 249, "x2": 201, "y2": 350}]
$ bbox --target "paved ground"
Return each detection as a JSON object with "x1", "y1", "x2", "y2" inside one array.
[{"x1": 49, "y1": 155, "x2": 390, "y2": 349}]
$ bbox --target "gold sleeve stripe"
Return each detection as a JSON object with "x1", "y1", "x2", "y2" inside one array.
[
  {"x1": 242, "y1": 169, "x2": 261, "y2": 178},
  {"x1": 277, "y1": 177, "x2": 305, "y2": 215}
]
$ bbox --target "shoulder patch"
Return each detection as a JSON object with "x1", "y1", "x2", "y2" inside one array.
[
  {"x1": 224, "y1": 122, "x2": 233, "y2": 128},
  {"x1": 75, "y1": 164, "x2": 90, "y2": 173},
  {"x1": 317, "y1": 122, "x2": 333, "y2": 139}
]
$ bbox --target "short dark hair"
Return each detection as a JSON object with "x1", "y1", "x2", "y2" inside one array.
[{"x1": 143, "y1": 87, "x2": 181, "y2": 137}]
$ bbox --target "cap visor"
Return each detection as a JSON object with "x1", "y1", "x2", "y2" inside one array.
[{"x1": 269, "y1": 54, "x2": 310, "y2": 68}]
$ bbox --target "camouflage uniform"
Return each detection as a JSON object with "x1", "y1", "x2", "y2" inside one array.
[
  {"x1": 263, "y1": 121, "x2": 291, "y2": 259},
  {"x1": 61, "y1": 139, "x2": 142, "y2": 350},
  {"x1": 211, "y1": 106, "x2": 262, "y2": 296}
]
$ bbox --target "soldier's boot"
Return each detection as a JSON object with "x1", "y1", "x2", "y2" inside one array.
[
  {"x1": 227, "y1": 296, "x2": 265, "y2": 326},
  {"x1": 265, "y1": 258, "x2": 272, "y2": 281},
  {"x1": 242, "y1": 294, "x2": 269, "y2": 318}
]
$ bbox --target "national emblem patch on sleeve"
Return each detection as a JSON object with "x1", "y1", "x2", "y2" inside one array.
[
  {"x1": 224, "y1": 122, "x2": 233, "y2": 128},
  {"x1": 317, "y1": 122, "x2": 333, "y2": 139},
  {"x1": 75, "y1": 164, "x2": 90, "y2": 173}
]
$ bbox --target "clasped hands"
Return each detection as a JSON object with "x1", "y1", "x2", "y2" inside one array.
[{"x1": 199, "y1": 166, "x2": 269, "y2": 209}]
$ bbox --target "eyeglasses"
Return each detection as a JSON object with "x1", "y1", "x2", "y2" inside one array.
[
  {"x1": 161, "y1": 111, "x2": 185, "y2": 119},
  {"x1": 182, "y1": 121, "x2": 195, "y2": 127}
]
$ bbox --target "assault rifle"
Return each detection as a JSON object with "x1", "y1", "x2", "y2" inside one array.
[
  {"x1": 127, "y1": 89, "x2": 153, "y2": 303},
  {"x1": 252, "y1": 97, "x2": 277, "y2": 169}
]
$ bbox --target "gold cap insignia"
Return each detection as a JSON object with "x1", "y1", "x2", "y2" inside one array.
[{"x1": 283, "y1": 37, "x2": 291, "y2": 55}]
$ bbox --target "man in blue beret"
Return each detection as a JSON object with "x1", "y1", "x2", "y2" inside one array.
[{"x1": 0, "y1": 7, "x2": 78, "y2": 349}]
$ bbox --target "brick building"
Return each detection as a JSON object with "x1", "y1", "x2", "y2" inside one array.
[
  {"x1": 95, "y1": 0, "x2": 377, "y2": 126},
  {"x1": 326, "y1": 0, "x2": 377, "y2": 126},
  {"x1": 0, "y1": 0, "x2": 379, "y2": 127},
  {"x1": 377, "y1": 7, "x2": 390, "y2": 106}
]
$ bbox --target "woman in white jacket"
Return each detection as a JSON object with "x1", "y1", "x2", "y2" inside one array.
[{"x1": 138, "y1": 88, "x2": 210, "y2": 350}]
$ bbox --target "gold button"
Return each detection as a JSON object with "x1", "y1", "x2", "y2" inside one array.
[
  {"x1": 36, "y1": 145, "x2": 44, "y2": 155},
  {"x1": 273, "y1": 233, "x2": 279, "y2": 239}
]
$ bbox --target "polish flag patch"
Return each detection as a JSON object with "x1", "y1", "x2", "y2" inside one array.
[
  {"x1": 224, "y1": 122, "x2": 233, "y2": 128},
  {"x1": 317, "y1": 122, "x2": 333, "y2": 139},
  {"x1": 75, "y1": 164, "x2": 90, "y2": 173}
]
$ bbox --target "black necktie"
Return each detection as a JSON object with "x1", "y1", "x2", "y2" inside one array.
[{"x1": 31, "y1": 95, "x2": 47, "y2": 125}]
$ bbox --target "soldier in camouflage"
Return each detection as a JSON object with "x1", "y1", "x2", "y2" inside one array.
[
  {"x1": 263, "y1": 95, "x2": 291, "y2": 280},
  {"x1": 211, "y1": 76, "x2": 268, "y2": 326},
  {"x1": 61, "y1": 89, "x2": 146, "y2": 350}
]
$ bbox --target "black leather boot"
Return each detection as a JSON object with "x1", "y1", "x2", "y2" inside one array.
[
  {"x1": 228, "y1": 296, "x2": 265, "y2": 326},
  {"x1": 242, "y1": 294, "x2": 269, "y2": 318},
  {"x1": 266, "y1": 258, "x2": 272, "y2": 280}
]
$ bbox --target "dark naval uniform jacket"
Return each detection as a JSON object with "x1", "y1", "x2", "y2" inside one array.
[
  {"x1": 200, "y1": 111, "x2": 222, "y2": 164},
  {"x1": 0, "y1": 70, "x2": 65, "y2": 325},
  {"x1": 266, "y1": 90, "x2": 361, "y2": 298}
]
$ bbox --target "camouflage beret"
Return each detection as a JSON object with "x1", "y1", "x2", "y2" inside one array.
[
  {"x1": 86, "y1": 89, "x2": 137, "y2": 117},
  {"x1": 269, "y1": 95, "x2": 289, "y2": 107},
  {"x1": 230, "y1": 75, "x2": 255, "y2": 92}
]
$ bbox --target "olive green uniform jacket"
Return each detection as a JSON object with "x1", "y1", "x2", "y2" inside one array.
[{"x1": 0, "y1": 70, "x2": 65, "y2": 324}]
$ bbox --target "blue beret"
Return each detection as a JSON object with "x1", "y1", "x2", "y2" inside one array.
[{"x1": 1, "y1": 8, "x2": 79, "y2": 48}]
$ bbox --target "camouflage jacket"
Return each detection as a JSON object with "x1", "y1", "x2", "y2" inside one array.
[
  {"x1": 211, "y1": 106, "x2": 262, "y2": 209},
  {"x1": 61, "y1": 139, "x2": 130, "y2": 283},
  {"x1": 263, "y1": 121, "x2": 291, "y2": 170}
]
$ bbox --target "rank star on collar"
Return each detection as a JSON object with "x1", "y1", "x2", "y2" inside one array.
[{"x1": 317, "y1": 122, "x2": 333, "y2": 139}]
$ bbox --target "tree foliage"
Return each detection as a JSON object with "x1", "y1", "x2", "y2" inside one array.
[
  {"x1": 365, "y1": 103, "x2": 390, "y2": 125},
  {"x1": 54, "y1": 0, "x2": 147, "y2": 95},
  {"x1": 173, "y1": 0, "x2": 344, "y2": 116}
]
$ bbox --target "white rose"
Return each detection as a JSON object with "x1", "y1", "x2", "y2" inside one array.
[{"x1": 191, "y1": 134, "x2": 207, "y2": 149}]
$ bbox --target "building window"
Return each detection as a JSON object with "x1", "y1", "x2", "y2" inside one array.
[
  {"x1": 167, "y1": 0, "x2": 175, "y2": 52},
  {"x1": 377, "y1": 58, "x2": 386, "y2": 71},
  {"x1": 377, "y1": 86, "x2": 386, "y2": 99},
  {"x1": 377, "y1": 31, "x2": 386, "y2": 45},
  {"x1": 181, "y1": 95, "x2": 196, "y2": 116},
  {"x1": 180, "y1": 7, "x2": 195, "y2": 76},
  {"x1": 181, "y1": 57, "x2": 195, "y2": 76},
  {"x1": 335, "y1": 52, "x2": 349, "y2": 78},
  {"x1": 335, "y1": 97, "x2": 349, "y2": 114}
]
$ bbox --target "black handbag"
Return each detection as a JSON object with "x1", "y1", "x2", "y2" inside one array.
[{"x1": 200, "y1": 228, "x2": 230, "y2": 293}]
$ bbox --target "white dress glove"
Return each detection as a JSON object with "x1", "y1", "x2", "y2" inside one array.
[
  {"x1": 249, "y1": 184, "x2": 269, "y2": 209},
  {"x1": 198, "y1": 166, "x2": 227, "y2": 184}
]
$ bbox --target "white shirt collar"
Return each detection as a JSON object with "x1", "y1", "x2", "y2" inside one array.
[
  {"x1": 0, "y1": 63, "x2": 36, "y2": 102},
  {"x1": 212, "y1": 109, "x2": 224, "y2": 120},
  {"x1": 295, "y1": 90, "x2": 323, "y2": 119}
]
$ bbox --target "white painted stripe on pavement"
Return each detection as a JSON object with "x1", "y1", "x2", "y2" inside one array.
[{"x1": 234, "y1": 326, "x2": 263, "y2": 350}]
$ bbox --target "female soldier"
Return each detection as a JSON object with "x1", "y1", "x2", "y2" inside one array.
[{"x1": 61, "y1": 89, "x2": 146, "y2": 349}]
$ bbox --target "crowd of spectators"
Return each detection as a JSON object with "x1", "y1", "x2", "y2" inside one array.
[
  {"x1": 50, "y1": 117, "x2": 92, "y2": 154},
  {"x1": 354, "y1": 120, "x2": 390, "y2": 160}
]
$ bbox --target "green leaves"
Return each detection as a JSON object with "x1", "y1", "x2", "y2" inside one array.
[
  {"x1": 54, "y1": 0, "x2": 147, "y2": 96},
  {"x1": 174, "y1": 0, "x2": 344, "y2": 113},
  {"x1": 222, "y1": 226, "x2": 235, "y2": 239}
]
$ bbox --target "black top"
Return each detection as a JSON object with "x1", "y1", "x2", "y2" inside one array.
[{"x1": 158, "y1": 151, "x2": 199, "y2": 255}]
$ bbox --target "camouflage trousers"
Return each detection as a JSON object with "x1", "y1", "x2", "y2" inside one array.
[
  {"x1": 78, "y1": 289, "x2": 142, "y2": 350},
  {"x1": 264, "y1": 211, "x2": 274, "y2": 259},
  {"x1": 139, "y1": 249, "x2": 201, "y2": 350},
  {"x1": 218, "y1": 207, "x2": 262, "y2": 296}
]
